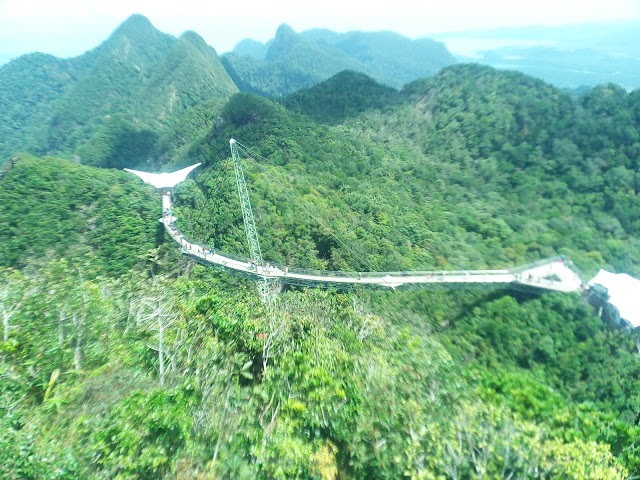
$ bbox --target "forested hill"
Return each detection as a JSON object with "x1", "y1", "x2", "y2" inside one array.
[
  {"x1": 3, "y1": 64, "x2": 638, "y2": 278},
  {"x1": 222, "y1": 24, "x2": 455, "y2": 97},
  {"x1": 0, "y1": 154, "x2": 160, "y2": 275},
  {"x1": 2, "y1": 45, "x2": 640, "y2": 479},
  {"x1": 0, "y1": 14, "x2": 238, "y2": 167},
  {"x1": 176, "y1": 65, "x2": 640, "y2": 279}
]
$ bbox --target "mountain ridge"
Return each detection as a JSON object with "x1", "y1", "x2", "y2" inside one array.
[
  {"x1": 223, "y1": 24, "x2": 455, "y2": 96},
  {"x1": 0, "y1": 14, "x2": 238, "y2": 166}
]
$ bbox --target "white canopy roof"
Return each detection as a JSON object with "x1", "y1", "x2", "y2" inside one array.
[
  {"x1": 589, "y1": 269, "x2": 640, "y2": 327},
  {"x1": 124, "y1": 163, "x2": 201, "y2": 189}
]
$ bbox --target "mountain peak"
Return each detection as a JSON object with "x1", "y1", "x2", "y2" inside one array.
[
  {"x1": 113, "y1": 14, "x2": 155, "y2": 36},
  {"x1": 106, "y1": 13, "x2": 175, "y2": 50},
  {"x1": 266, "y1": 24, "x2": 303, "y2": 61},
  {"x1": 100, "y1": 14, "x2": 175, "y2": 63},
  {"x1": 180, "y1": 30, "x2": 211, "y2": 53},
  {"x1": 275, "y1": 23, "x2": 296, "y2": 39}
]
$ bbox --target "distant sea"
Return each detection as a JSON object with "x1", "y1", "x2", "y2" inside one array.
[{"x1": 436, "y1": 37, "x2": 556, "y2": 59}]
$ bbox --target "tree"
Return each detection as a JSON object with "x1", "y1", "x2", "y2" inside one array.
[{"x1": 131, "y1": 276, "x2": 181, "y2": 385}]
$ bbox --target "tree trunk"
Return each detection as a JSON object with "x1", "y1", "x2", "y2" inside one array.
[
  {"x1": 73, "y1": 312, "x2": 84, "y2": 371},
  {"x1": 2, "y1": 311, "x2": 8, "y2": 342},
  {"x1": 58, "y1": 309, "x2": 66, "y2": 356},
  {"x1": 159, "y1": 316, "x2": 165, "y2": 385},
  {"x1": 1, "y1": 293, "x2": 26, "y2": 342}
]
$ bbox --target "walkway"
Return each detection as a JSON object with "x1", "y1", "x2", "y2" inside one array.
[{"x1": 162, "y1": 194, "x2": 583, "y2": 293}]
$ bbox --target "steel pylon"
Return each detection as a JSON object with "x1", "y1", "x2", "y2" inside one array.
[{"x1": 229, "y1": 139, "x2": 280, "y2": 302}]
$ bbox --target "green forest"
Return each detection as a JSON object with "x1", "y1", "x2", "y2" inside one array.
[{"x1": 1, "y1": 15, "x2": 640, "y2": 480}]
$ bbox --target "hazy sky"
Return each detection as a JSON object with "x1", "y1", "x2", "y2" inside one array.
[{"x1": 1, "y1": 0, "x2": 639, "y2": 64}]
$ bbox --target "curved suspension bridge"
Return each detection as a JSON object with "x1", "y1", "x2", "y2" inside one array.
[{"x1": 127, "y1": 139, "x2": 585, "y2": 299}]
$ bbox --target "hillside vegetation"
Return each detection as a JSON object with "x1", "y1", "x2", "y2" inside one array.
[
  {"x1": 0, "y1": 154, "x2": 161, "y2": 274},
  {"x1": 1, "y1": 20, "x2": 639, "y2": 479}
]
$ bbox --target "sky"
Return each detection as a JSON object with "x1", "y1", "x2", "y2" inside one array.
[{"x1": 1, "y1": 0, "x2": 639, "y2": 65}]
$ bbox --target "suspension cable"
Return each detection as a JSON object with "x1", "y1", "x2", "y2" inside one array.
[
  {"x1": 242, "y1": 144, "x2": 469, "y2": 272},
  {"x1": 232, "y1": 140, "x2": 468, "y2": 272},
  {"x1": 232, "y1": 141, "x2": 379, "y2": 273}
]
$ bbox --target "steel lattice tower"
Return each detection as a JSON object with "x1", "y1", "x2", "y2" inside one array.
[{"x1": 229, "y1": 139, "x2": 280, "y2": 302}]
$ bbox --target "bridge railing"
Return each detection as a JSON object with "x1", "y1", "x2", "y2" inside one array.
[
  {"x1": 284, "y1": 267, "x2": 511, "y2": 278},
  {"x1": 166, "y1": 223, "x2": 580, "y2": 285},
  {"x1": 508, "y1": 256, "x2": 565, "y2": 274},
  {"x1": 172, "y1": 229, "x2": 512, "y2": 279}
]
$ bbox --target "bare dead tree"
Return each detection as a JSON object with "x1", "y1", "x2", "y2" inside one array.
[{"x1": 0, "y1": 270, "x2": 30, "y2": 342}]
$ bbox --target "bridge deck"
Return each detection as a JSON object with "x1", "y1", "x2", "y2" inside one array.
[
  {"x1": 126, "y1": 160, "x2": 584, "y2": 295},
  {"x1": 164, "y1": 216, "x2": 583, "y2": 293}
]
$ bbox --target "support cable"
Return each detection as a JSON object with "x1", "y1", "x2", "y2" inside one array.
[
  {"x1": 232, "y1": 141, "x2": 378, "y2": 273},
  {"x1": 229, "y1": 139, "x2": 280, "y2": 302},
  {"x1": 232, "y1": 140, "x2": 466, "y2": 274}
]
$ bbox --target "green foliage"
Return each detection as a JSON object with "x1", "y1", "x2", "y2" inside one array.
[
  {"x1": 76, "y1": 114, "x2": 158, "y2": 169},
  {"x1": 91, "y1": 389, "x2": 194, "y2": 479},
  {"x1": 438, "y1": 402, "x2": 628, "y2": 479},
  {"x1": 284, "y1": 70, "x2": 398, "y2": 124},
  {"x1": 2, "y1": 51, "x2": 640, "y2": 479},
  {"x1": 0, "y1": 53, "x2": 85, "y2": 162},
  {"x1": 175, "y1": 65, "x2": 640, "y2": 280},
  {"x1": 0, "y1": 155, "x2": 159, "y2": 274},
  {"x1": 454, "y1": 293, "x2": 640, "y2": 419},
  {"x1": 0, "y1": 257, "x2": 636, "y2": 478}
]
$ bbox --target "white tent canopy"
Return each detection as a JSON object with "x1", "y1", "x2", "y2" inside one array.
[
  {"x1": 124, "y1": 163, "x2": 201, "y2": 189},
  {"x1": 589, "y1": 269, "x2": 640, "y2": 327}
]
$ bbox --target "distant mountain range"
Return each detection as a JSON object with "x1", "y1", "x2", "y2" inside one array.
[
  {"x1": 2, "y1": 15, "x2": 639, "y2": 167},
  {"x1": 0, "y1": 16, "x2": 456, "y2": 165},
  {"x1": 225, "y1": 20, "x2": 640, "y2": 93},
  {"x1": 222, "y1": 24, "x2": 455, "y2": 96},
  {"x1": 435, "y1": 21, "x2": 640, "y2": 91}
]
